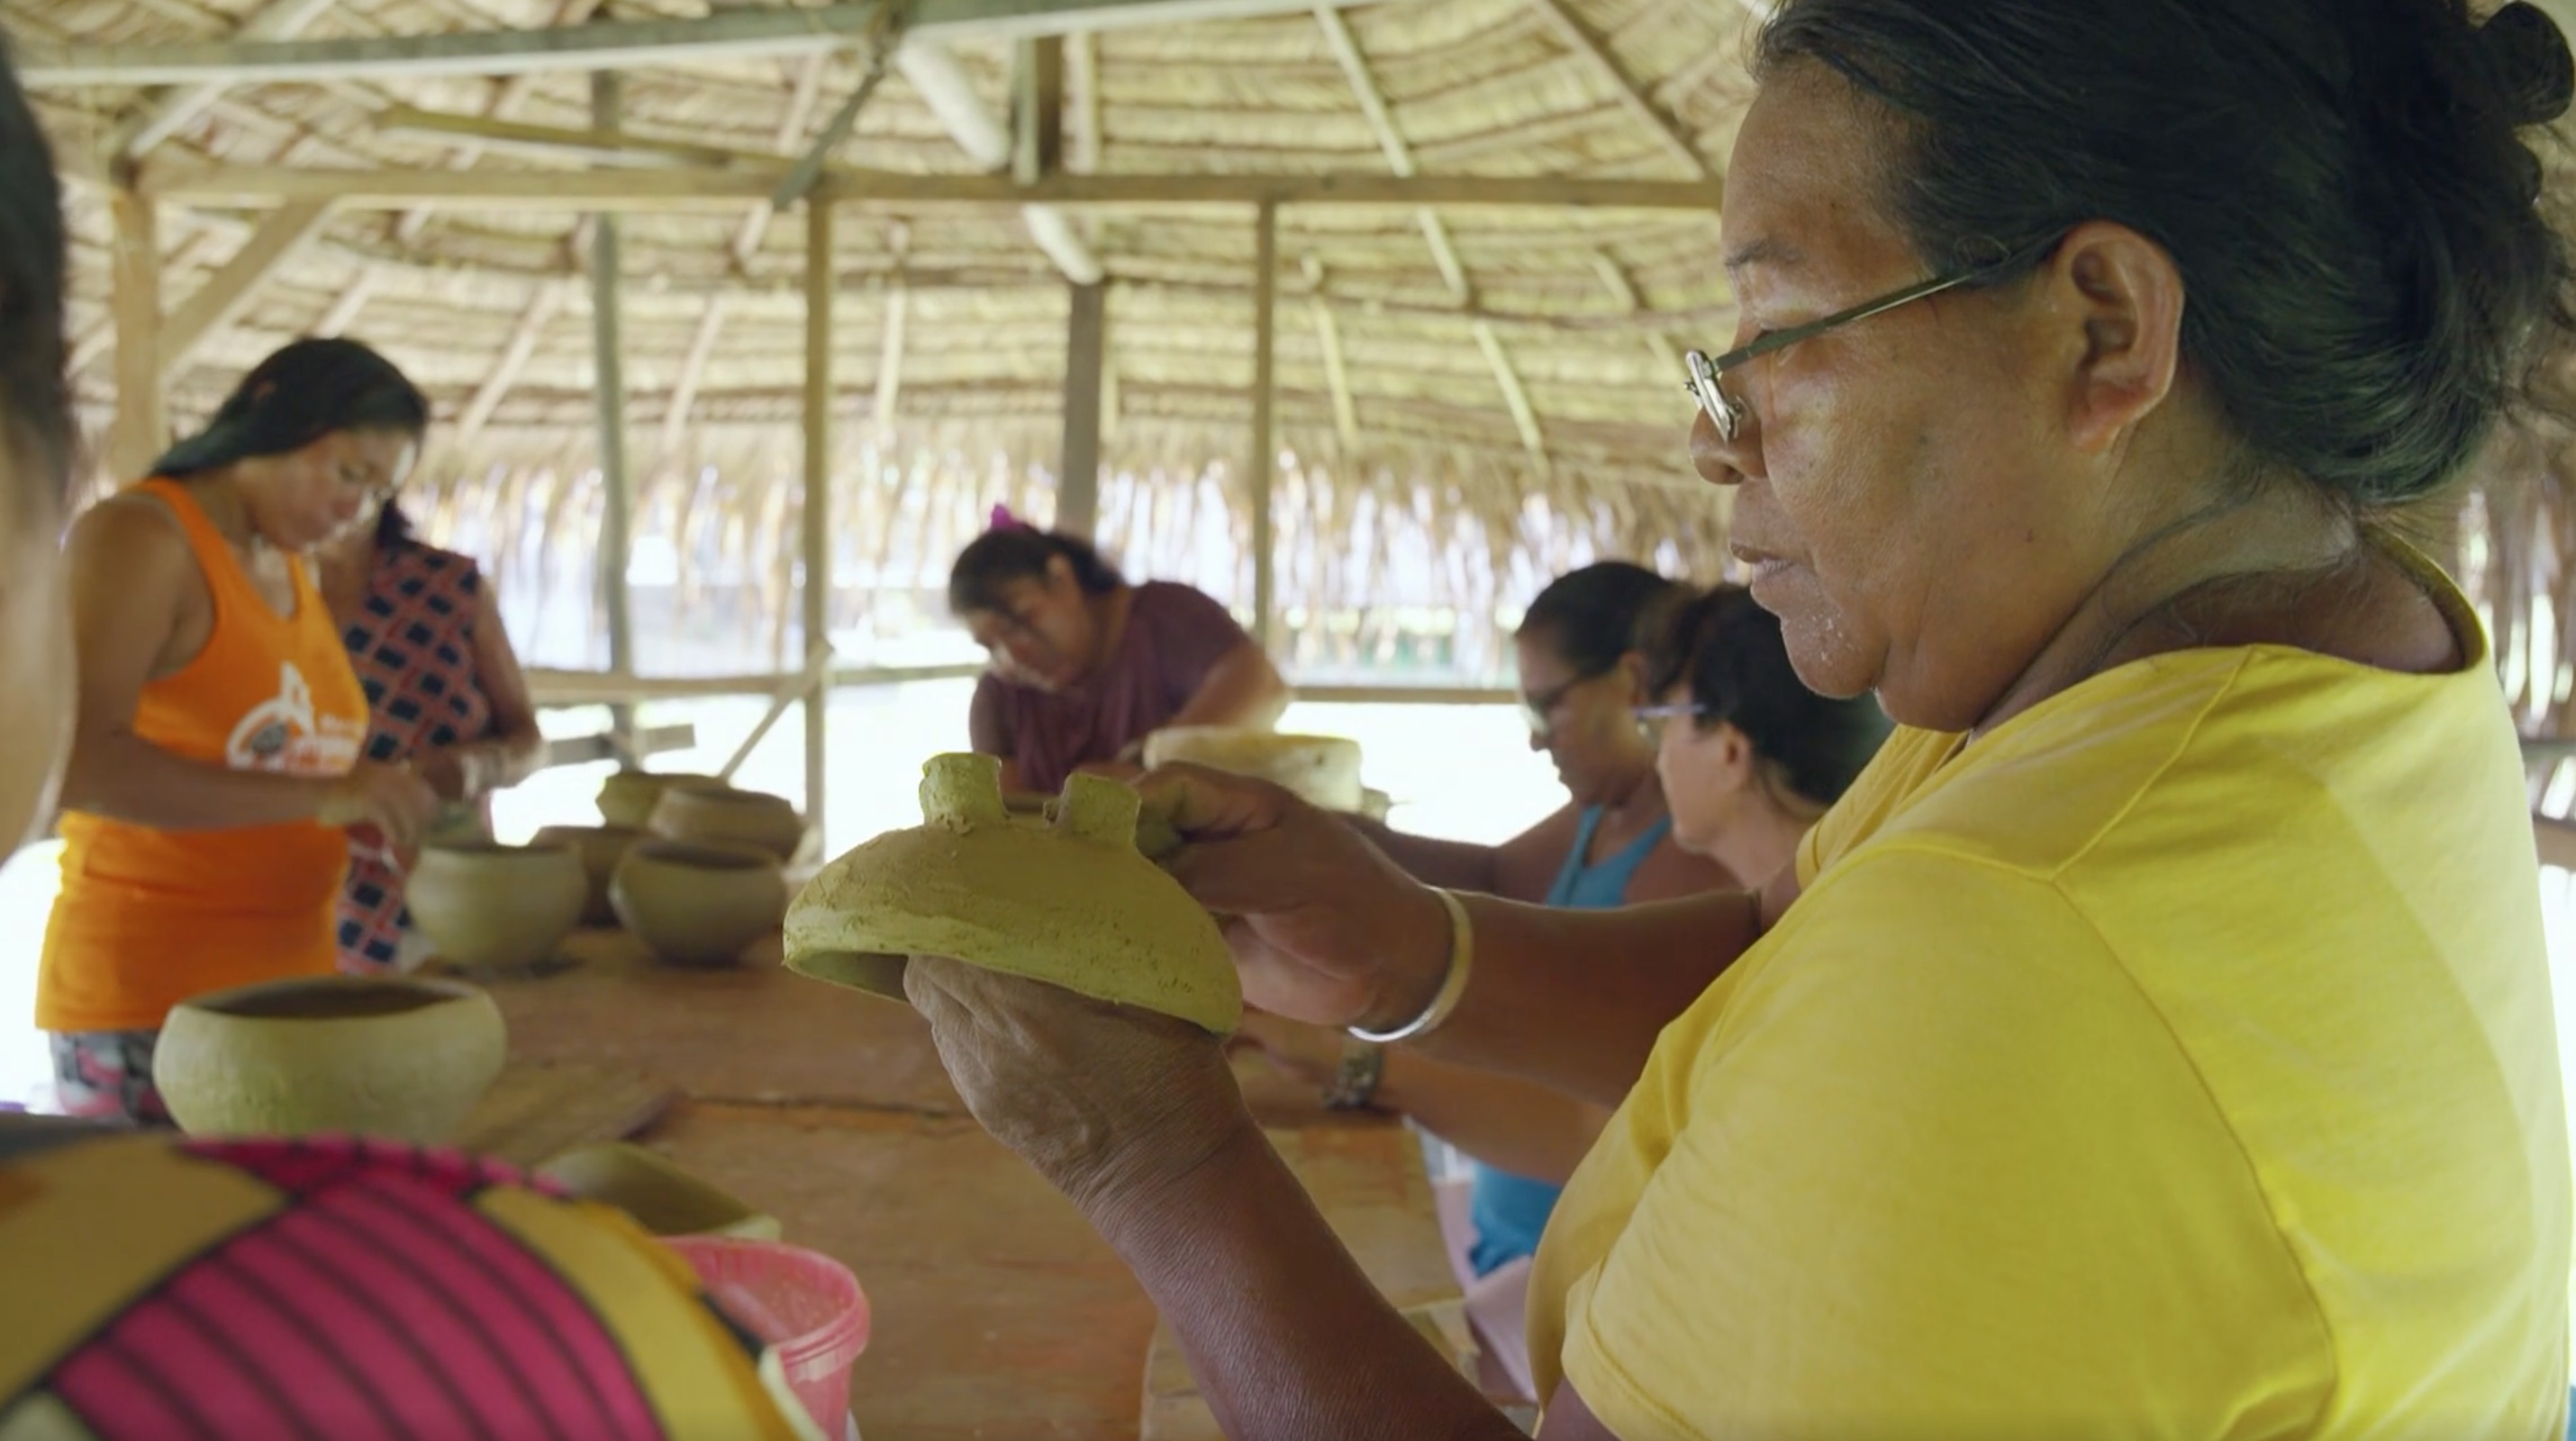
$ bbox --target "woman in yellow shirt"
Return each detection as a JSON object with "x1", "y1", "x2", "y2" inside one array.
[{"x1": 893, "y1": 2, "x2": 2576, "y2": 1437}]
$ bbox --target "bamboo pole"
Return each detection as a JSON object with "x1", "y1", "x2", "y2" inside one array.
[
  {"x1": 1060, "y1": 280, "x2": 1107, "y2": 535},
  {"x1": 107, "y1": 179, "x2": 165, "y2": 481},
  {"x1": 1252, "y1": 198, "x2": 1279, "y2": 651},
  {"x1": 589, "y1": 70, "x2": 639, "y2": 753},
  {"x1": 159, "y1": 198, "x2": 333, "y2": 378},
  {"x1": 802, "y1": 199, "x2": 837, "y2": 847}
]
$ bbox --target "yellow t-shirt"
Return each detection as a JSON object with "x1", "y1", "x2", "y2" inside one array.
[{"x1": 1530, "y1": 582, "x2": 2572, "y2": 1438}]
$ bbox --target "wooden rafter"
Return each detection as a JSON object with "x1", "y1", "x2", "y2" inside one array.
[
  {"x1": 159, "y1": 199, "x2": 334, "y2": 378},
  {"x1": 118, "y1": 0, "x2": 337, "y2": 157},
  {"x1": 1474, "y1": 322, "x2": 1548, "y2": 469},
  {"x1": 1312, "y1": 8, "x2": 1473, "y2": 300},
  {"x1": 1590, "y1": 249, "x2": 1683, "y2": 377},
  {"x1": 661, "y1": 292, "x2": 729, "y2": 457},
  {"x1": 393, "y1": 0, "x2": 605, "y2": 246},
  {"x1": 456, "y1": 283, "x2": 566, "y2": 440},
  {"x1": 142, "y1": 159, "x2": 1725, "y2": 212},
  {"x1": 1303, "y1": 253, "x2": 1360, "y2": 451},
  {"x1": 734, "y1": 55, "x2": 830, "y2": 269},
  {"x1": 19, "y1": 0, "x2": 1388, "y2": 88},
  {"x1": 1524, "y1": 0, "x2": 1712, "y2": 178},
  {"x1": 897, "y1": 44, "x2": 1104, "y2": 284},
  {"x1": 313, "y1": 267, "x2": 378, "y2": 337},
  {"x1": 874, "y1": 276, "x2": 910, "y2": 433},
  {"x1": 1067, "y1": 32, "x2": 1104, "y2": 174}
]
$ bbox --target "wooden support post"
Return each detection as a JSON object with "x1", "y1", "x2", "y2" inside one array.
[
  {"x1": 802, "y1": 199, "x2": 837, "y2": 847},
  {"x1": 1250, "y1": 199, "x2": 1278, "y2": 652},
  {"x1": 589, "y1": 71, "x2": 639, "y2": 750},
  {"x1": 1012, "y1": 36, "x2": 1065, "y2": 186},
  {"x1": 107, "y1": 179, "x2": 165, "y2": 481},
  {"x1": 1059, "y1": 281, "x2": 1106, "y2": 535}
]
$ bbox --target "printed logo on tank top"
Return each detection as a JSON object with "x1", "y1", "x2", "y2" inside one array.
[{"x1": 225, "y1": 662, "x2": 362, "y2": 775}]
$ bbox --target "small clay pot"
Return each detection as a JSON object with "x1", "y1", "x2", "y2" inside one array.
[
  {"x1": 647, "y1": 784, "x2": 806, "y2": 862},
  {"x1": 157, "y1": 975, "x2": 507, "y2": 1143},
  {"x1": 533, "y1": 824, "x2": 646, "y2": 926},
  {"x1": 406, "y1": 839, "x2": 587, "y2": 970},
  {"x1": 612, "y1": 838, "x2": 789, "y2": 967},
  {"x1": 598, "y1": 770, "x2": 721, "y2": 829},
  {"x1": 535, "y1": 1142, "x2": 781, "y2": 1240}
]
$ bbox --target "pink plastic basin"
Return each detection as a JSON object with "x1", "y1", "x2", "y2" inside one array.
[{"x1": 666, "y1": 1236, "x2": 870, "y2": 1432}]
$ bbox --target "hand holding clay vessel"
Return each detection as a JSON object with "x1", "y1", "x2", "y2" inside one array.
[
  {"x1": 612, "y1": 838, "x2": 789, "y2": 967},
  {"x1": 534, "y1": 823, "x2": 645, "y2": 926},
  {"x1": 648, "y1": 784, "x2": 806, "y2": 863},
  {"x1": 1141, "y1": 725, "x2": 1367, "y2": 813},
  {"x1": 598, "y1": 769, "x2": 721, "y2": 829},
  {"x1": 784, "y1": 753, "x2": 1239, "y2": 1032},
  {"x1": 404, "y1": 839, "x2": 588, "y2": 971},
  {"x1": 156, "y1": 975, "x2": 507, "y2": 1143}
]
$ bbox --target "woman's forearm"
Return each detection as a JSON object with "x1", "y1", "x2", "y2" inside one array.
[
  {"x1": 1378, "y1": 1051, "x2": 1610, "y2": 1186},
  {"x1": 1349, "y1": 817, "x2": 1501, "y2": 893},
  {"x1": 1166, "y1": 644, "x2": 1291, "y2": 732},
  {"x1": 1084, "y1": 1119, "x2": 1524, "y2": 1441},
  {"x1": 59, "y1": 731, "x2": 331, "y2": 830},
  {"x1": 1399, "y1": 889, "x2": 1766, "y2": 1108}
]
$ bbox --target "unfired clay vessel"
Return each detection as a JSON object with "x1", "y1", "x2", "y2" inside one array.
[
  {"x1": 1141, "y1": 726, "x2": 1367, "y2": 812},
  {"x1": 405, "y1": 839, "x2": 587, "y2": 970},
  {"x1": 649, "y1": 784, "x2": 806, "y2": 862},
  {"x1": 534, "y1": 823, "x2": 645, "y2": 926},
  {"x1": 535, "y1": 1142, "x2": 781, "y2": 1240},
  {"x1": 157, "y1": 975, "x2": 507, "y2": 1143},
  {"x1": 785, "y1": 754, "x2": 1239, "y2": 1032},
  {"x1": 612, "y1": 838, "x2": 789, "y2": 967},
  {"x1": 598, "y1": 770, "x2": 721, "y2": 829}
]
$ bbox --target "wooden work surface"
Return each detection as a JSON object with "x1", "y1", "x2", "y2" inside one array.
[{"x1": 471, "y1": 926, "x2": 1458, "y2": 1439}]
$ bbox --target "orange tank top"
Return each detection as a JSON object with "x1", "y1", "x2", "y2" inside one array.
[{"x1": 37, "y1": 479, "x2": 371, "y2": 1033}]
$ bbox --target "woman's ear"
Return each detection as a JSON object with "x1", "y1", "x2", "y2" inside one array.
[
  {"x1": 1044, "y1": 553, "x2": 1078, "y2": 593},
  {"x1": 2043, "y1": 221, "x2": 2185, "y2": 458},
  {"x1": 1616, "y1": 651, "x2": 1653, "y2": 704}
]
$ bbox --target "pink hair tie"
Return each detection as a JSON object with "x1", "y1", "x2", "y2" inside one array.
[{"x1": 988, "y1": 503, "x2": 1031, "y2": 533}]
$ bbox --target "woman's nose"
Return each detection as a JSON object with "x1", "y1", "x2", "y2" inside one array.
[{"x1": 1689, "y1": 404, "x2": 1759, "y2": 488}]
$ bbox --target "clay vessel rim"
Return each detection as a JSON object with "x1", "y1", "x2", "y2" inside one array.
[
  {"x1": 537, "y1": 824, "x2": 647, "y2": 839},
  {"x1": 180, "y1": 975, "x2": 488, "y2": 1021},
  {"x1": 626, "y1": 838, "x2": 780, "y2": 871},
  {"x1": 423, "y1": 839, "x2": 582, "y2": 861},
  {"x1": 663, "y1": 788, "x2": 795, "y2": 809}
]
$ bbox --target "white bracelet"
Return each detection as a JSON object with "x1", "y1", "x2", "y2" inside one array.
[{"x1": 1349, "y1": 887, "x2": 1474, "y2": 1045}]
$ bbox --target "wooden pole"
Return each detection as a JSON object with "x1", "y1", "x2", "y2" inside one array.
[
  {"x1": 1251, "y1": 199, "x2": 1278, "y2": 652},
  {"x1": 802, "y1": 198, "x2": 837, "y2": 849},
  {"x1": 107, "y1": 178, "x2": 165, "y2": 480},
  {"x1": 589, "y1": 70, "x2": 639, "y2": 752},
  {"x1": 1060, "y1": 280, "x2": 1106, "y2": 535}
]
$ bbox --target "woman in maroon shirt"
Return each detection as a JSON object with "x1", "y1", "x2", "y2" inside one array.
[{"x1": 952, "y1": 515, "x2": 1287, "y2": 795}]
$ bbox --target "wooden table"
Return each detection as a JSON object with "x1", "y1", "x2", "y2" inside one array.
[{"x1": 469, "y1": 928, "x2": 1461, "y2": 1439}]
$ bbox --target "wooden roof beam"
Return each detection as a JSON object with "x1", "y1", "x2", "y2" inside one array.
[
  {"x1": 136, "y1": 159, "x2": 1726, "y2": 213},
  {"x1": 1473, "y1": 321, "x2": 1549, "y2": 471},
  {"x1": 457, "y1": 283, "x2": 567, "y2": 440},
  {"x1": 20, "y1": 0, "x2": 1385, "y2": 88},
  {"x1": 1302, "y1": 254, "x2": 1359, "y2": 451},
  {"x1": 159, "y1": 198, "x2": 335, "y2": 377},
  {"x1": 1524, "y1": 0, "x2": 1712, "y2": 179},
  {"x1": 1590, "y1": 249, "x2": 1683, "y2": 378},
  {"x1": 734, "y1": 55, "x2": 831, "y2": 269},
  {"x1": 661, "y1": 293, "x2": 728, "y2": 456},
  {"x1": 118, "y1": 0, "x2": 337, "y2": 157},
  {"x1": 897, "y1": 43, "x2": 1104, "y2": 285},
  {"x1": 1314, "y1": 6, "x2": 1475, "y2": 302},
  {"x1": 391, "y1": 0, "x2": 605, "y2": 246}
]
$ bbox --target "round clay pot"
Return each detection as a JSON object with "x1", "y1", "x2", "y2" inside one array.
[
  {"x1": 612, "y1": 838, "x2": 789, "y2": 968},
  {"x1": 598, "y1": 770, "x2": 721, "y2": 829},
  {"x1": 533, "y1": 823, "x2": 646, "y2": 926},
  {"x1": 405, "y1": 839, "x2": 587, "y2": 970},
  {"x1": 157, "y1": 975, "x2": 507, "y2": 1143},
  {"x1": 648, "y1": 784, "x2": 806, "y2": 862}
]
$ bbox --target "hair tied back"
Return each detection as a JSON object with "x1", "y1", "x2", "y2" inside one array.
[
  {"x1": 2484, "y1": 2, "x2": 2576, "y2": 127},
  {"x1": 987, "y1": 503, "x2": 1031, "y2": 533}
]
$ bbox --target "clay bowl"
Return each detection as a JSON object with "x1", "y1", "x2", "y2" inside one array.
[
  {"x1": 405, "y1": 839, "x2": 588, "y2": 971},
  {"x1": 598, "y1": 770, "x2": 721, "y2": 829},
  {"x1": 533, "y1": 824, "x2": 646, "y2": 926},
  {"x1": 156, "y1": 975, "x2": 506, "y2": 1143},
  {"x1": 612, "y1": 838, "x2": 788, "y2": 968},
  {"x1": 647, "y1": 784, "x2": 806, "y2": 862},
  {"x1": 535, "y1": 1142, "x2": 781, "y2": 1240}
]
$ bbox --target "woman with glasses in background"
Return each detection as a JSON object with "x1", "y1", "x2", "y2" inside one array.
[{"x1": 39, "y1": 339, "x2": 440, "y2": 1122}]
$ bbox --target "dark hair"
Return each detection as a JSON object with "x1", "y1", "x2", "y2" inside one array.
[
  {"x1": 1519, "y1": 561, "x2": 1687, "y2": 675},
  {"x1": 375, "y1": 497, "x2": 417, "y2": 549},
  {"x1": 1758, "y1": 0, "x2": 2576, "y2": 508},
  {"x1": 1646, "y1": 585, "x2": 1892, "y2": 806},
  {"x1": 150, "y1": 338, "x2": 429, "y2": 479},
  {"x1": 948, "y1": 527, "x2": 1125, "y2": 615},
  {"x1": 0, "y1": 42, "x2": 70, "y2": 507}
]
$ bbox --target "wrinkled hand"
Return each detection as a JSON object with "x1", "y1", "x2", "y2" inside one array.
[
  {"x1": 1229, "y1": 1008, "x2": 1347, "y2": 1091},
  {"x1": 317, "y1": 761, "x2": 440, "y2": 853},
  {"x1": 903, "y1": 956, "x2": 1251, "y2": 1216},
  {"x1": 1140, "y1": 765, "x2": 1452, "y2": 1033}
]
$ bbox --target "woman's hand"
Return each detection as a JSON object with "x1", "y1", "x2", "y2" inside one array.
[
  {"x1": 903, "y1": 956, "x2": 1252, "y2": 1218},
  {"x1": 1140, "y1": 766, "x2": 1453, "y2": 1033},
  {"x1": 316, "y1": 761, "x2": 440, "y2": 853},
  {"x1": 1229, "y1": 1008, "x2": 1348, "y2": 1092}
]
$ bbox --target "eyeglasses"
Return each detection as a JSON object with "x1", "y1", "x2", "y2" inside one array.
[
  {"x1": 1522, "y1": 667, "x2": 1612, "y2": 739},
  {"x1": 1632, "y1": 700, "x2": 1713, "y2": 741},
  {"x1": 1684, "y1": 232, "x2": 2068, "y2": 442}
]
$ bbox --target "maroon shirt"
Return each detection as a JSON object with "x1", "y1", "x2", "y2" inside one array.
[{"x1": 969, "y1": 581, "x2": 1250, "y2": 794}]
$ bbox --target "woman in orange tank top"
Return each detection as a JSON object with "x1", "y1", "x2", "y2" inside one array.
[{"x1": 40, "y1": 339, "x2": 442, "y2": 1123}]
